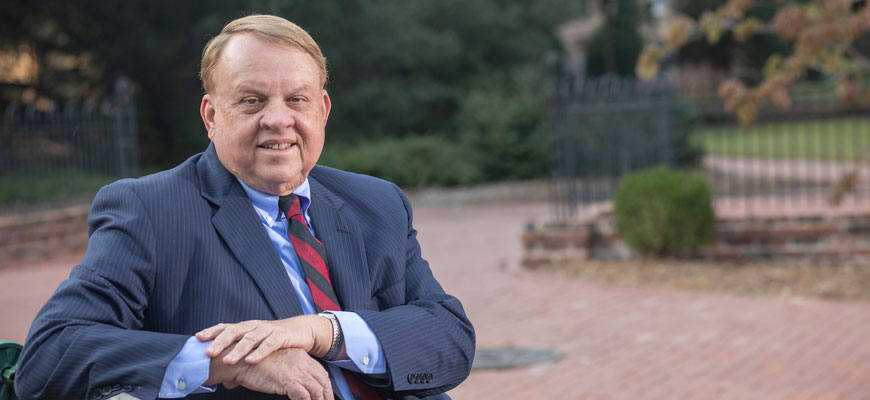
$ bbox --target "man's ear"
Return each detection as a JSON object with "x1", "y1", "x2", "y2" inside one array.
[
  {"x1": 200, "y1": 95, "x2": 216, "y2": 139},
  {"x1": 321, "y1": 90, "x2": 331, "y2": 128}
]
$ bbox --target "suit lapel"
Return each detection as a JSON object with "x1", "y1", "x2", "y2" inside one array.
[
  {"x1": 309, "y1": 173, "x2": 372, "y2": 310},
  {"x1": 198, "y1": 144, "x2": 304, "y2": 319}
]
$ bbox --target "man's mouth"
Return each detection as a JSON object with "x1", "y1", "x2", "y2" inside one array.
[{"x1": 259, "y1": 142, "x2": 294, "y2": 150}]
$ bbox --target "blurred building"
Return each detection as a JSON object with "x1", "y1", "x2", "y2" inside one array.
[{"x1": 555, "y1": 0, "x2": 677, "y2": 77}]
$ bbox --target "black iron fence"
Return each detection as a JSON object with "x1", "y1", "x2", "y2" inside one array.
[
  {"x1": 547, "y1": 75, "x2": 870, "y2": 221},
  {"x1": 0, "y1": 79, "x2": 138, "y2": 209}
]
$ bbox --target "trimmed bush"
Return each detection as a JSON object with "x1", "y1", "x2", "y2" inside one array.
[{"x1": 613, "y1": 166, "x2": 714, "y2": 256}]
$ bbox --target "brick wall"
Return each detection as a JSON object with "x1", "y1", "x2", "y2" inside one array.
[
  {"x1": 0, "y1": 205, "x2": 90, "y2": 269},
  {"x1": 523, "y1": 210, "x2": 870, "y2": 267}
]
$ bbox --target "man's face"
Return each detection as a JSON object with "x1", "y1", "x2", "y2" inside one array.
[{"x1": 200, "y1": 33, "x2": 330, "y2": 195}]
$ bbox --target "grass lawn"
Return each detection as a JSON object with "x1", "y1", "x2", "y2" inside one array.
[
  {"x1": 0, "y1": 169, "x2": 115, "y2": 206},
  {"x1": 692, "y1": 116, "x2": 870, "y2": 161}
]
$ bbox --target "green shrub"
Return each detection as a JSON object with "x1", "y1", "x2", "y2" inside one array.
[
  {"x1": 613, "y1": 166, "x2": 714, "y2": 256},
  {"x1": 319, "y1": 135, "x2": 484, "y2": 188}
]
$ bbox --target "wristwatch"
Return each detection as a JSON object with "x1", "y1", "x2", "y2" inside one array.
[{"x1": 318, "y1": 312, "x2": 343, "y2": 361}]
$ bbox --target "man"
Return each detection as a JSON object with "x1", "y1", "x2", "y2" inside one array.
[{"x1": 15, "y1": 14, "x2": 474, "y2": 400}]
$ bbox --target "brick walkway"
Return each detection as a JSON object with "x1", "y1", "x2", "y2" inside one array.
[
  {"x1": 2, "y1": 199, "x2": 870, "y2": 399},
  {"x1": 413, "y1": 201, "x2": 870, "y2": 400}
]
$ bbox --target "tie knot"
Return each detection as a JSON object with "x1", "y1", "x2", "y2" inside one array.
[{"x1": 278, "y1": 194, "x2": 302, "y2": 219}]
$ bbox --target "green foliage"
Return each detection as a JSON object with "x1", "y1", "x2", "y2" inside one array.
[
  {"x1": 319, "y1": 65, "x2": 550, "y2": 187},
  {"x1": 613, "y1": 166, "x2": 714, "y2": 256},
  {"x1": 0, "y1": 169, "x2": 114, "y2": 205},
  {"x1": 318, "y1": 136, "x2": 483, "y2": 188},
  {"x1": 0, "y1": 0, "x2": 586, "y2": 187},
  {"x1": 455, "y1": 66, "x2": 548, "y2": 180}
]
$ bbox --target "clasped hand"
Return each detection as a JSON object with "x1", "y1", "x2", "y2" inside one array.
[{"x1": 197, "y1": 315, "x2": 336, "y2": 399}]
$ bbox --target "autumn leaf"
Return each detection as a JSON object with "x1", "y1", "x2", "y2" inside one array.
[
  {"x1": 664, "y1": 16, "x2": 695, "y2": 52},
  {"x1": 700, "y1": 10, "x2": 728, "y2": 45},
  {"x1": 762, "y1": 54, "x2": 784, "y2": 78},
  {"x1": 772, "y1": 4, "x2": 806, "y2": 41},
  {"x1": 637, "y1": 0, "x2": 869, "y2": 128},
  {"x1": 718, "y1": 78, "x2": 747, "y2": 112},
  {"x1": 849, "y1": 8, "x2": 870, "y2": 37},
  {"x1": 822, "y1": 0, "x2": 853, "y2": 15},
  {"x1": 636, "y1": 45, "x2": 662, "y2": 81},
  {"x1": 794, "y1": 27, "x2": 824, "y2": 62},
  {"x1": 770, "y1": 88, "x2": 791, "y2": 110},
  {"x1": 736, "y1": 100, "x2": 759, "y2": 129},
  {"x1": 726, "y1": 0, "x2": 755, "y2": 19},
  {"x1": 836, "y1": 78, "x2": 858, "y2": 108},
  {"x1": 829, "y1": 171, "x2": 858, "y2": 206},
  {"x1": 734, "y1": 17, "x2": 763, "y2": 42},
  {"x1": 821, "y1": 50, "x2": 845, "y2": 76}
]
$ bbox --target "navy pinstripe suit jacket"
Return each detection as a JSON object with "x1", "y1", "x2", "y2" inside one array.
[{"x1": 15, "y1": 144, "x2": 475, "y2": 400}]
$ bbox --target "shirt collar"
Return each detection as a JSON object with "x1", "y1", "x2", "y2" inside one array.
[{"x1": 237, "y1": 178, "x2": 312, "y2": 226}]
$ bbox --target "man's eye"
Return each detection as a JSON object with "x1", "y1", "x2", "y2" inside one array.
[
  {"x1": 289, "y1": 97, "x2": 305, "y2": 103},
  {"x1": 243, "y1": 98, "x2": 260, "y2": 105}
]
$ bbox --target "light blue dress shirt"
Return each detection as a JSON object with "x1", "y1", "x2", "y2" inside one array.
[{"x1": 159, "y1": 178, "x2": 386, "y2": 398}]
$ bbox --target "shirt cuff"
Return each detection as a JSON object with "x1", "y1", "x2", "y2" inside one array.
[
  {"x1": 158, "y1": 336, "x2": 216, "y2": 398},
  {"x1": 327, "y1": 311, "x2": 387, "y2": 374}
]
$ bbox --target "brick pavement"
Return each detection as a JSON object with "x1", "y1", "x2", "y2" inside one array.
[
  {"x1": 2, "y1": 199, "x2": 870, "y2": 399},
  {"x1": 412, "y1": 201, "x2": 870, "y2": 400}
]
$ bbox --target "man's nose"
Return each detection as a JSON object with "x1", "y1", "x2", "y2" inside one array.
[{"x1": 259, "y1": 100, "x2": 294, "y2": 130}]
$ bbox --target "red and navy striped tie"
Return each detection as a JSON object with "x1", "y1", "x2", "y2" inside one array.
[{"x1": 280, "y1": 194, "x2": 381, "y2": 400}]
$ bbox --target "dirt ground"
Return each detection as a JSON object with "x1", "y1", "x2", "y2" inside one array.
[{"x1": 531, "y1": 258, "x2": 870, "y2": 301}]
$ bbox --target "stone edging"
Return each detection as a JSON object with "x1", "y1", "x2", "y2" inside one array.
[
  {"x1": 0, "y1": 205, "x2": 91, "y2": 269},
  {"x1": 523, "y1": 206, "x2": 870, "y2": 267}
]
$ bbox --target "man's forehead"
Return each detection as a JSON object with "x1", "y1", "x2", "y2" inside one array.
[
  {"x1": 231, "y1": 81, "x2": 318, "y2": 94},
  {"x1": 213, "y1": 34, "x2": 324, "y2": 91},
  {"x1": 220, "y1": 34, "x2": 307, "y2": 65}
]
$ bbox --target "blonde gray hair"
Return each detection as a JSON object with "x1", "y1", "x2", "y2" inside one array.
[{"x1": 199, "y1": 14, "x2": 327, "y2": 93}]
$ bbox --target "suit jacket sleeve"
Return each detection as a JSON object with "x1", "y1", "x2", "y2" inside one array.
[
  {"x1": 354, "y1": 184, "x2": 475, "y2": 398},
  {"x1": 15, "y1": 180, "x2": 190, "y2": 400}
]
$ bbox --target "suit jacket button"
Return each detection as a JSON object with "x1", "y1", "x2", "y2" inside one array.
[
  {"x1": 426, "y1": 373, "x2": 433, "y2": 383},
  {"x1": 407, "y1": 373, "x2": 414, "y2": 384},
  {"x1": 102, "y1": 387, "x2": 113, "y2": 396}
]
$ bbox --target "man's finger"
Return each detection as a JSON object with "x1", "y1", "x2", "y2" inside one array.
[
  {"x1": 223, "y1": 327, "x2": 271, "y2": 365},
  {"x1": 300, "y1": 357, "x2": 331, "y2": 400},
  {"x1": 305, "y1": 376, "x2": 324, "y2": 400},
  {"x1": 244, "y1": 334, "x2": 282, "y2": 364},
  {"x1": 311, "y1": 367, "x2": 332, "y2": 400},
  {"x1": 295, "y1": 368, "x2": 327, "y2": 400},
  {"x1": 207, "y1": 324, "x2": 255, "y2": 357},
  {"x1": 283, "y1": 381, "x2": 311, "y2": 400},
  {"x1": 195, "y1": 323, "x2": 227, "y2": 341}
]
